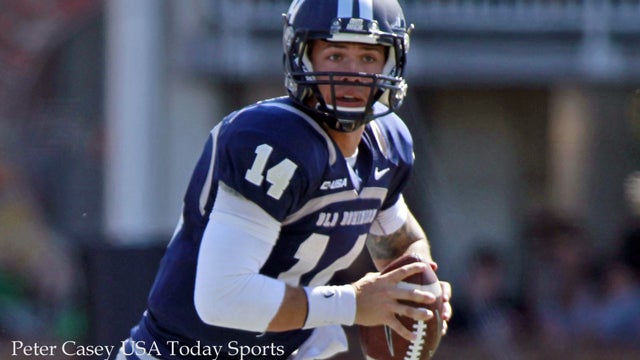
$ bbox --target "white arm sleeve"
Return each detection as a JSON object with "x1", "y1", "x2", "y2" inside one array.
[
  {"x1": 194, "y1": 183, "x2": 286, "y2": 332},
  {"x1": 368, "y1": 195, "x2": 409, "y2": 236}
]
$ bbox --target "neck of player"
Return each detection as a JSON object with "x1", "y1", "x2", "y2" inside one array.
[{"x1": 325, "y1": 125, "x2": 365, "y2": 158}]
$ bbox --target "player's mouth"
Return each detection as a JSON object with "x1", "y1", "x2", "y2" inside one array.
[{"x1": 334, "y1": 93, "x2": 366, "y2": 108}]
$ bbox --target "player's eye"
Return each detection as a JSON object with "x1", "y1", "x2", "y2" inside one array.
[
  {"x1": 362, "y1": 55, "x2": 377, "y2": 63},
  {"x1": 361, "y1": 51, "x2": 385, "y2": 64},
  {"x1": 328, "y1": 53, "x2": 342, "y2": 62}
]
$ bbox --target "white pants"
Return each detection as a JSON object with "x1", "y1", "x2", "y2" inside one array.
[{"x1": 288, "y1": 325, "x2": 348, "y2": 360}]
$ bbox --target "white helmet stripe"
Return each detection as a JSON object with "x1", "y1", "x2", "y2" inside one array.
[
  {"x1": 337, "y1": 0, "x2": 353, "y2": 18},
  {"x1": 359, "y1": 0, "x2": 373, "y2": 20},
  {"x1": 338, "y1": 0, "x2": 374, "y2": 19}
]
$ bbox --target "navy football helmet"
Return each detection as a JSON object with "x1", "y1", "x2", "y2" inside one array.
[{"x1": 283, "y1": 0, "x2": 413, "y2": 132}]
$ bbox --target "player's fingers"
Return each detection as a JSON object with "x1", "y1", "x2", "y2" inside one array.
[
  {"x1": 440, "y1": 281, "x2": 453, "y2": 321},
  {"x1": 390, "y1": 301, "x2": 433, "y2": 323},
  {"x1": 383, "y1": 262, "x2": 428, "y2": 283},
  {"x1": 394, "y1": 286, "x2": 436, "y2": 306},
  {"x1": 442, "y1": 301, "x2": 453, "y2": 321},
  {"x1": 428, "y1": 261, "x2": 438, "y2": 272},
  {"x1": 386, "y1": 316, "x2": 417, "y2": 342},
  {"x1": 441, "y1": 318, "x2": 449, "y2": 336},
  {"x1": 440, "y1": 281, "x2": 452, "y2": 302}
]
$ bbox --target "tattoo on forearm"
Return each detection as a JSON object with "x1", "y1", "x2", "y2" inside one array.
[{"x1": 366, "y1": 212, "x2": 427, "y2": 261}]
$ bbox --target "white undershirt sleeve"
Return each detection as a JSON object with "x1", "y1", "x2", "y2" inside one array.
[
  {"x1": 193, "y1": 182, "x2": 286, "y2": 332},
  {"x1": 369, "y1": 194, "x2": 409, "y2": 236}
]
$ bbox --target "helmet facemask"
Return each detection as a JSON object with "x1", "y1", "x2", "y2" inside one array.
[{"x1": 283, "y1": 6, "x2": 412, "y2": 132}]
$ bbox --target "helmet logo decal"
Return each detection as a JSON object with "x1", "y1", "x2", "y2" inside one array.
[{"x1": 346, "y1": 18, "x2": 365, "y2": 32}]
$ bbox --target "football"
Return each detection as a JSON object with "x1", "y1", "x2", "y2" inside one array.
[{"x1": 359, "y1": 254, "x2": 443, "y2": 360}]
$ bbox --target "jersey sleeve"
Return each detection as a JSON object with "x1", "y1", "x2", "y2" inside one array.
[
  {"x1": 369, "y1": 194, "x2": 409, "y2": 235},
  {"x1": 213, "y1": 106, "x2": 324, "y2": 222},
  {"x1": 376, "y1": 114, "x2": 415, "y2": 211}
]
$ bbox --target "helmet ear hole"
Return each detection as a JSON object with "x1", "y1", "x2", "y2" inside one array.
[
  {"x1": 382, "y1": 46, "x2": 396, "y2": 77},
  {"x1": 301, "y1": 40, "x2": 314, "y2": 72}
]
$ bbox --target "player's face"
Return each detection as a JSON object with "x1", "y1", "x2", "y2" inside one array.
[{"x1": 309, "y1": 40, "x2": 386, "y2": 110}]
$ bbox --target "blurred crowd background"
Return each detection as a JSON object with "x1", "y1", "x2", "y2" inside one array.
[{"x1": 0, "y1": 0, "x2": 639, "y2": 359}]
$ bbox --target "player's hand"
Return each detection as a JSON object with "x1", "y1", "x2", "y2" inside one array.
[
  {"x1": 440, "y1": 280, "x2": 452, "y2": 335},
  {"x1": 352, "y1": 262, "x2": 436, "y2": 341}
]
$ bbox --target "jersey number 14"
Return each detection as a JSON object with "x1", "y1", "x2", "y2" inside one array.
[{"x1": 245, "y1": 144, "x2": 298, "y2": 200}]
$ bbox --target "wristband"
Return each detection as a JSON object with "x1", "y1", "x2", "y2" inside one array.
[{"x1": 303, "y1": 285, "x2": 356, "y2": 329}]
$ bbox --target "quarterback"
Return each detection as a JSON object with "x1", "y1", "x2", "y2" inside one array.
[{"x1": 116, "y1": 0, "x2": 452, "y2": 359}]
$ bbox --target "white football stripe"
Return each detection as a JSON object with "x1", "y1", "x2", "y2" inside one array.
[{"x1": 397, "y1": 281, "x2": 443, "y2": 298}]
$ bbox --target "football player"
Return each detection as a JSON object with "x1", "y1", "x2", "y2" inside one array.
[{"x1": 117, "y1": 0, "x2": 452, "y2": 359}]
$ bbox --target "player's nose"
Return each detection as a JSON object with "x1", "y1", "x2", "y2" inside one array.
[
  {"x1": 337, "y1": 69, "x2": 369, "y2": 85},
  {"x1": 339, "y1": 57, "x2": 364, "y2": 76}
]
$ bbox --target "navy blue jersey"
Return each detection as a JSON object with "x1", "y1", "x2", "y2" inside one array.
[{"x1": 128, "y1": 97, "x2": 414, "y2": 359}]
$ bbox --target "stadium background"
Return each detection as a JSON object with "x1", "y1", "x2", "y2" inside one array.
[{"x1": 0, "y1": 0, "x2": 639, "y2": 358}]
